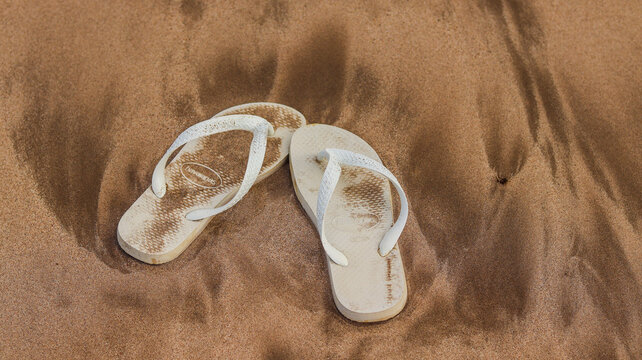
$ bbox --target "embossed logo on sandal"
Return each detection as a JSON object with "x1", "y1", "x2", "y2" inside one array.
[
  {"x1": 180, "y1": 162, "x2": 222, "y2": 189},
  {"x1": 331, "y1": 212, "x2": 381, "y2": 232}
]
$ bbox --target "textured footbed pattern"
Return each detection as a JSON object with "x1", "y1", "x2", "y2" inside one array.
[
  {"x1": 289, "y1": 124, "x2": 407, "y2": 322},
  {"x1": 118, "y1": 103, "x2": 305, "y2": 264}
]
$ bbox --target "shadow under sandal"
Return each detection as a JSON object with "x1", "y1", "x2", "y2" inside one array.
[
  {"x1": 118, "y1": 103, "x2": 306, "y2": 264},
  {"x1": 289, "y1": 124, "x2": 408, "y2": 322}
]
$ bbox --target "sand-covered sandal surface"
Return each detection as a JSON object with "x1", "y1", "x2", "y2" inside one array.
[
  {"x1": 290, "y1": 124, "x2": 408, "y2": 322},
  {"x1": 118, "y1": 103, "x2": 305, "y2": 264}
]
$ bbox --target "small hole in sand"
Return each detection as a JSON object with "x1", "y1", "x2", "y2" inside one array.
[{"x1": 497, "y1": 177, "x2": 508, "y2": 185}]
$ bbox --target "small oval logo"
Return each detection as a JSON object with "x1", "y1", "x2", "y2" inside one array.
[
  {"x1": 331, "y1": 212, "x2": 381, "y2": 232},
  {"x1": 180, "y1": 162, "x2": 222, "y2": 189}
]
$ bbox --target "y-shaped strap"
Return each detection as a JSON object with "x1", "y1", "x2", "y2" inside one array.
[
  {"x1": 151, "y1": 114, "x2": 274, "y2": 221},
  {"x1": 315, "y1": 148, "x2": 408, "y2": 266}
]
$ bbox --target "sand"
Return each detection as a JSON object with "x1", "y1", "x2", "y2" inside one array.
[{"x1": 0, "y1": 0, "x2": 640, "y2": 358}]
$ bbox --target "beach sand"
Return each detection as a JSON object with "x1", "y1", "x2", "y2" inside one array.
[{"x1": 0, "y1": 0, "x2": 640, "y2": 358}]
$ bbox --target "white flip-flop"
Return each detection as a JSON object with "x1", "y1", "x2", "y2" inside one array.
[
  {"x1": 118, "y1": 103, "x2": 305, "y2": 264},
  {"x1": 289, "y1": 124, "x2": 408, "y2": 322}
]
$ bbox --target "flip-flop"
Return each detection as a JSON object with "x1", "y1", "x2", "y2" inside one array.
[
  {"x1": 289, "y1": 124, "x2": 408, "y2": 322},
  {"x1": 118, "y1": 103, "x2": 306, "y2": 264}
]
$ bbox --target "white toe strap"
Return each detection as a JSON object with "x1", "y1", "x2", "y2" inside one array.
[
  {"x1": 315, "y1": 148, "x2": 408, "y2": 266},
  {"x1": 151, "y1": 114, "x2": 274, "y2": 221}
]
